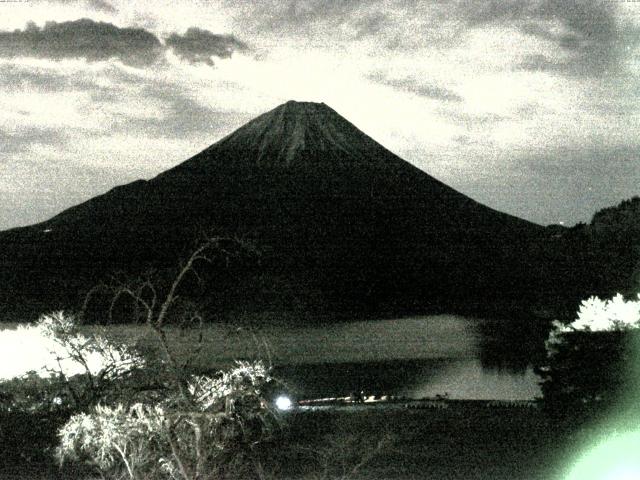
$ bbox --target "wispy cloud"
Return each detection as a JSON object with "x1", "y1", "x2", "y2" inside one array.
[
  {"x1": 369, "y1": 72, "x2": 463, "y2": 102},
  {"x1": 459, "y1": 0, "x2": 635, "y2": 77},
  {"x1": 87, "y1": 0, "x2": 117, "y2": 13},
  {"x1": 0, "y1": 126, "x2": 67, "y2": 155},
  {"x1": 0, "y1": 61, "x2": 112, "y2": 92},
  {"x1": 49, "y1": 0, "x2": 118, "y2": 14}
]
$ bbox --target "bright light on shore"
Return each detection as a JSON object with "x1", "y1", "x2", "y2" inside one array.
[{"x1": 275, "y1": 395, "x2": 293, "y2": 411}]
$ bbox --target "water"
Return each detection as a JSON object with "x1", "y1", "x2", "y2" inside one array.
[
  {"x1": 270, "y1": 358, "x2": 542, "y2": 401},
  {"x1": 0, "y1": 315, "x2": 546, "y2": 401},
  {"x1": 257, "y1": 315, "x2": 546, "y2": 401}
]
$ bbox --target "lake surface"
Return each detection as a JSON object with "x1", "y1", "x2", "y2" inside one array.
[
  {"x1": 272, "y1": 358, "x2": 542, "y2": 401},
  {"x1": 247, "y1": 316, "x2": 545, "y2": 401},
  {"x1": 0, "y1": 315, "x2": 546, "y2": 401}
]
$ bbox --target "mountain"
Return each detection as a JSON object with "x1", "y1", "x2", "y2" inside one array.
[{"x1": 0, "y1": 101, "x2": 549, "y2": 321}]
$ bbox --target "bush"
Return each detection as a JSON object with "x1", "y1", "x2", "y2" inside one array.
[
  {"x1": 537, "y1": 294, "x2": 640, "y2": 415},
  {"x1": 0, "y1": 371, "x2": 71, "y2": 413},
  {"x1": 3, "y1": 239, "x2": 281, "y2": 479},
  {"x1": 57, "y1": 361, "x2": 277, "y2": 480},
  {"x1": 57, "y1": 403, "x2": 167, "y2": 479}
]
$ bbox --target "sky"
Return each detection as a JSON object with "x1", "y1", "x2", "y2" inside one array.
[{"x1": 0, "y1": 0, "x2": 639, "y2": 229}]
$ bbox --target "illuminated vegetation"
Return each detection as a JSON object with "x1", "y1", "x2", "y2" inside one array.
[{"x1": 538, "y1": 293, "x2": 640, "y2": 415}]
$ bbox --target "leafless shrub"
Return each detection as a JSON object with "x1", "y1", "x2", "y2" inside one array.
[{"x1": 56, "y1": 237, "x2": 279, "y2": 480}]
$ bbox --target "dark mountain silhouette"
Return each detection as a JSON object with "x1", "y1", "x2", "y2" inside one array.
[{"x1": 1, "y1": 101, "x2": 553, "y2": 321}]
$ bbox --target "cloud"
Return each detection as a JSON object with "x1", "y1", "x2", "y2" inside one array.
[
  {"x1": 459, "y1": 0, "x2": 635, "y2": 77},
  {"x1": 93, "y1": 80, "x2": 244, "y2": 139},
  {"x1": 87, "y1": 0, "x2": 117, "y2": 13},
  {"x1": 165, "y1": 28, "x2": 248, "y2": 65},
  {"x1": 352, "y1": 12, "x2": 390, "y2": 39},
  {"x1": 0, "y1": 18, "x2": 163, "y2": 67},
  {"x1": 458, "y1": 0, "x2": 530, "y2": 26},
  {"x1": 441, "y1": 110, "x2": 507, "y2": 127},
  {"x1": 369, "y1": 72, "x2": 463, "y2": 102},
  {"x1": 0, "y1": 61, "x2": 109, "y2": 92},
  {"x1": 223, "y1": 0, "x2": 462, "y2": 52},
  {"x1": 48, "y1": 0, "x2": 117, "y2": 13},
  {"x1": 525, "y1": 144, "x2": 640, "y2": 178},
  {"x1": 517, "y1": 53, "x2": 563, "y2": 73},
  {"x1": 0, "y1": 126, "x2": 67, "y2": 155},
  {"x1": 220, "y1": 0, "x2": 423, "y2": 47},
  {"x1": 232, "y1": 0, "x2": 367, "y2": 32},
  {"x1": 0, "y1": 20, "x2": 251, "y2": 68},
  {"x1": 227, "y1": 0, "x2": 637, "y2": 76}
]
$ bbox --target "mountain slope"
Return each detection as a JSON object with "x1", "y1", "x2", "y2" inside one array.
[{"x1": 0, "y1": 101, "x2": 546, "y2": 320}]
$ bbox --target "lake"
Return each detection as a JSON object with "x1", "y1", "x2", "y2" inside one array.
[
  {"x1": 253, "y1": 316, "x2": 544, "y2": 401},
  {"x1": 0, "y1": 315, "x2": 546, "y2": 401}
]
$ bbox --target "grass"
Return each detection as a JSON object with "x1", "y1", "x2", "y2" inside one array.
[
  {"x1": 275, "y1": 405, "x2": 568, "y2": 480},
  {"x1": 2, "y1": 402, "x2": 626, "y2": 480}
]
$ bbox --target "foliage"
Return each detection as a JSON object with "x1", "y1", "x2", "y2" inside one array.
[
  {"x1": 538, "y1": 196, "x2": 640, "y2": 317},
  {"x1": 58, "y1": 403, "x2": 167, "y2": 479},
  {"x1": 0, "y1": 237, "x2": 281, "y2": 479},
  {"x1": 186, "y1": 361, "x2": 270, "y2": 411},
  {"x1": 57, "y1": 361, "x2": 276, "y2": 480},
  {"x1": 544, "y1": 294, "x2": 639, "y2": 352},
  {"x1": 38, "y1": 311, "x2": 145, "y2": 376},
  {"x1": 0, "y1": 371, "x2": 71, "y2": 413},
  {"x1": 537, "y1": 293, "x2": 640, "y2": 414},
  {"x1": 582, "y1": 197, "x2": 640, "y2": 298},
  {"x1": 54, "y1": 237, "x2": 279, "y2": 480}
]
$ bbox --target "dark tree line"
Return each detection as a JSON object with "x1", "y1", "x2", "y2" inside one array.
[{"x1": 536, "y1": 196, "x2": 640, "y2": 320}]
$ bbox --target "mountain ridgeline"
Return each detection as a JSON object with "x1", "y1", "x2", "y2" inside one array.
[{"x1": 1, "y1": 101, "x2": 633, "y2": 322}]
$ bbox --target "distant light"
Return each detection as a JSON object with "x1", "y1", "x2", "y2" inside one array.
[{"x1": 275, "y1": 395, "x2": 293, "y2": 411}]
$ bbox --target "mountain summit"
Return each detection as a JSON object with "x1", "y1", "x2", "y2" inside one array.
[
  {"x1": 154, "y1": 100, "x2": 502, "y2": 209},
  {"x1": 163, "y1": 100, "x2": 430, "y2": 176},
  {"x1": 204, "y1": 100, "x2": 390, "y2": 168},
  {"x1": 0, "y1": 101, "x2": 546, "y2": 320}
]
